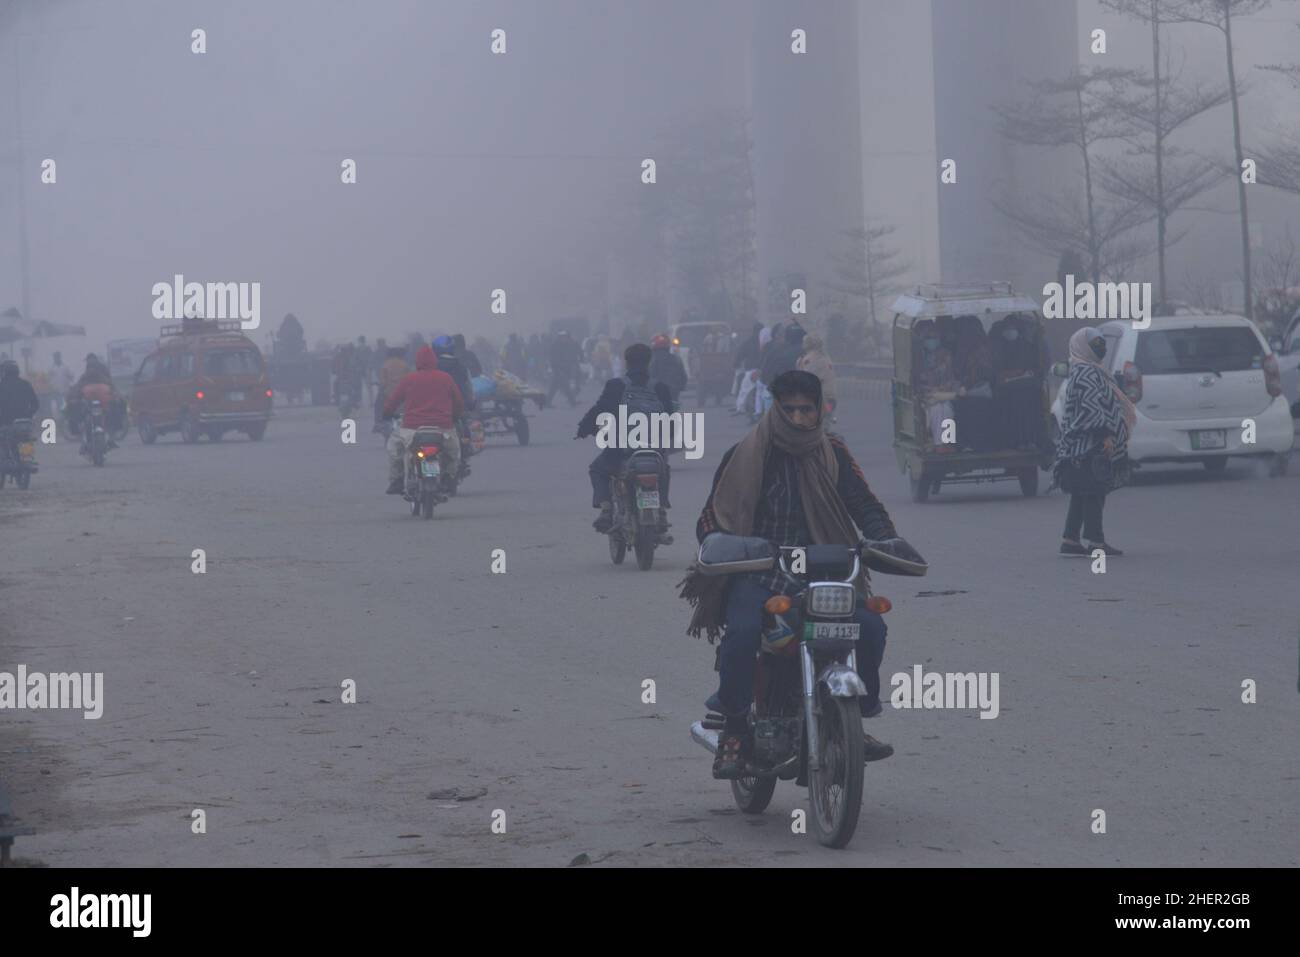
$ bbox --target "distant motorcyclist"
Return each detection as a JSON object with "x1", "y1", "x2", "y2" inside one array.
[
  {"x1": 374, "y1": 346, "x2": 408, "y2": 432},
  {"x1": 453, "y1": 333, "x2": 483, "y2": 379},
  {"x1": 432, "y1": 336, "x2": 475, "y2": 411},
  {"x1": 381, "y1": 345, "x2": 464, "y2": 495},
  {"x1": 0, "y1": 360, "x2": 39, "y2": 427},
  {"x1": 547, "y1": 331, "x2": 582, "y2": 407},
  {"x1": 576, "y1": 343, "x2": 675, "y2": 536},
  {"x1": 649, "y1": 335, "x2": 688, "y2": 404},
  {"x1": 66, "y1": 355, "x2": 124, "y2": 435}
]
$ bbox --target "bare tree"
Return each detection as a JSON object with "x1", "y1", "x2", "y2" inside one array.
[
  {"x1": 827, "y1": 221, "x2": 909, "y2": 353},
  {"x1": 1099, "y1": 0, "x2": 1233, "y2": 301},
  {"x1": 1253, "y1": 23, "x2": 1300, "y2": 195},
  {"x1": 1157, "y1": 0, "x2": 1274, "y2": 319},
  {"x1": 996, "y1": 68, "x2": 1145, "y2": 283},
  {"x1": 994, "y1": 188, "x2": 1155, "y2": 282}
]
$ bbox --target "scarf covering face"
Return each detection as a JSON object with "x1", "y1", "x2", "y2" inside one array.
[
  {"x1": 1068, "y1": 327, "x2": 1137, "y2": 429},
  {"x1": 678, "y1": 381, "x2": 862, "y2": 641}
]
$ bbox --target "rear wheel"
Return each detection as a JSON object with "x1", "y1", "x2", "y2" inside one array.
[
  {"x1": 1268, "y1": 453, "x2": 1290, "y2": 477},
  {"x1": 731, "y1": 774, "x2": 777, "y2": 814},
  {"x1": 608, "y1": 534, "x2": 626, "y2": 565},
  {"x1": 137, "y1": 416, "x2": 157, "y2": 445},
  {"x1": 207, "y1": 427, "x2": 224, "y2": 442},
  {"x1": 808, "y1": 692, "x2": 865, "y2": 849},
  {"x1": 180, "y1": 413, "x2": 201, "y2": 444},
  {"x1": 514, "y1": 414, "x2": 530, "y2": 446},
  {"x1": 634, "y1": 538, "x2": 656, "y2": 570},
  {"x1": 421, "y1": 490, "x2": 436, "y2": 519},
  {"x1": 908, "y1": 469, "x2": 931, "y2": 503},
  {"x1": 1017, "y1": 467, "x2": 1039, "y2": 497},
  {"x1": 1203, "y1": 458, "x2": 1228, "y2": 474},
  {"x1": 246, "y1": 422, "x2": 266, "y2": 441},
  {"x1": 91, "y1": 435, "x2": 106, "y2": 467}
]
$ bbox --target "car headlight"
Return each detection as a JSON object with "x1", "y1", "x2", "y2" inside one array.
[{"x1": 808, "y1": 584, "x2": 855, "y2": 617}]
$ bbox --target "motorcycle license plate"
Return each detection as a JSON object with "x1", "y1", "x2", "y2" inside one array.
[
  {"x1": 420, "y1": 460, "x2": 441, "y2": 477},
  {"x1": 228, "y1": 391, "x2": 245, "y2": 402},
  {"x1": 811, "y1": 622, "x2": 859, "y2": 641},
  {"x1": 1190, "y1": 429, "x2": 1225, "y2": 450},
  {"x1": 635, "y1": 490, "x2": 660, "y2": 509}
]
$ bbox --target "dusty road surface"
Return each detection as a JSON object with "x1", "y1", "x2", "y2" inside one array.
[{"x1": 3, "y1": 389, "x2": 1297, "y2": 867}]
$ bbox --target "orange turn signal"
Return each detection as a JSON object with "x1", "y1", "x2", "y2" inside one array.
[
  {"x1": 866, "y1": 596, "x2": 892, "y2": 615},
  {"x1": 764, "y1": 595, "x2": 792, "y2": 614}
]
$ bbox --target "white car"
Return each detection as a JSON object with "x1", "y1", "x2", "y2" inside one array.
[
  {"x1": 1269, "y1": 304, "x2": 1300, "y2": 426},
  {"x1": 1050, "y1": 314, "x2": 1294, "y2": 476}
]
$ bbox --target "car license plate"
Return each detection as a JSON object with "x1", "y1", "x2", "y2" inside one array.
[
  {"x1": 812, "y1": 622, "x2": 859, "y2": 641},
  {"x1": 1190, "y1": 429, "x2": 1226, "y2": 450},
  {"x1": 420, "y1": 460, "x2": 440, "y2": 477},
  {"x1": 228, "y1": 391, "x2": 245, "y2": 401},
  {"x1": 635, "y1": 490, "x2": 660, "y2": 509}
]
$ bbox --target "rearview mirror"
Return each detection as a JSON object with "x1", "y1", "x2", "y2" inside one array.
[{"x1": 1050, "y1": 361, "x2": 1068, "y2": 377}]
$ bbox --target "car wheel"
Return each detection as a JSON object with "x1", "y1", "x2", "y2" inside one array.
[
  {"x1": 137, "y1": 416, "x2": 157, "y2": 445},
  {"x1": 1268, "y1": 453, "x2": 1290, "y2": 478},
  {"x1": 180, "y1": 413, "x2": 201, "y2": 444}
]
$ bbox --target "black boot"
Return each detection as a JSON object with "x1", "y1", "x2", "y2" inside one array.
[{"x1": 386, "y1": 479, "x2": 403, "y2": 495}]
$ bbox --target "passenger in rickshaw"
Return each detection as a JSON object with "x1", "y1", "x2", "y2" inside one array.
[
  {"x1": 951, "y1": 314, "x2": 998, "y2": 451},
  {"x1": 913, "y1": 319, "x2": 957, "y2": 450},
  {"x1": 990, "y1": 313, "x2": 1045, "y2": 450}
]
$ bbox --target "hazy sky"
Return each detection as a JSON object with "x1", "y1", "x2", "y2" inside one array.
[{"x1": 3, "y1": 0, "x2": 1298, "y2": 358}]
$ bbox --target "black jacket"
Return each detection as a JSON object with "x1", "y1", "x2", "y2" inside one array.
[
  {"x1": 649, "y1": 350, "x2": 688, "y2": 396},
  {"x1": 0, "y1": 375, "x2": 40, "y2": 426},
  {"x1": 436, "y1": 355, "x2": 475, "y2": 411},
  {"x1": 576, "y1": 375, "x2": 676, "y2": 438}
]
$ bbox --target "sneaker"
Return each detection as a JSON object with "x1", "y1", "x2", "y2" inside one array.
[
  {"x1": 385, "y1": 480, "x2": 403, "y2": 495},
  {"x1": 1059, "y1": 540, "x2": 1087, "y2": 556},
  {"x1": 1086, "y1": 542, "x2": 1123, "y2": 557},
  {"x1": 863, "y1": 734, "x2": 894, "y2": 762},
  {"x1": 592, "y1": 503, "x2": 613, "y2": 533},
  {"x1": 712, "y1": 732, "x2": 749, "y2": 779}
]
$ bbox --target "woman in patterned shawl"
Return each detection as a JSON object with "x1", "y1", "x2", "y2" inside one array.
[{"x1": 1054, "y1": 327, "x2": 1137, "y2": 557}]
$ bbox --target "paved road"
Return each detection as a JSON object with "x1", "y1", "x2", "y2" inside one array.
[{"x1": 3, "y1": 389, "x2": 1297, "y2": 866}]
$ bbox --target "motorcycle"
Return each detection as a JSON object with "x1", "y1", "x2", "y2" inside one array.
[
  {"x1": 0, "y1": 418, "x2": 38, "y2": 489},
  {"x1": 689, "y1": 534, "x2": 927, "y2": 848},
  {"x1": 79, "y1": 400, "x2": 111, "y2": 466},
  {"x1": 403, "y1": 426, "x2": 448, "y2": 519},
  {"x1": 607, "y1": 449, "x2": 671, "y2": 571}
]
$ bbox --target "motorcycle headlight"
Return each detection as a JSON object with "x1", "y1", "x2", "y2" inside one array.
[{"x1": 807, "y1": 584, "x2": 855, "y2": 617}]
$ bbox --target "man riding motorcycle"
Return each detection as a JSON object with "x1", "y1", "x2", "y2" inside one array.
[
  {"x1": 65, "y1": 354, "x2": 126, "y2": 438},
  {"x1": 685, "y1": 370, "x2": 906, "y2": 779},
  {"x1": 432, "y1": 335, "x2": 478, "y2": 470},
  {"x1": 649, "y1": 334, "x2": 688, "y2": 404},
  {"x1": 576, "y1": 342, "x2": 675, "y2": 536},
  {"x1": 0, "y1": 360, "x2": 40, "y2": 427},
  {"x1": 381, "y1": 345, "x2": 464, "y2": 495}
]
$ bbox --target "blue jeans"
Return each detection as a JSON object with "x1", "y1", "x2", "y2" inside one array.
[{"x1": 712, "y1": 576, "x2": 887, "y2": 720}]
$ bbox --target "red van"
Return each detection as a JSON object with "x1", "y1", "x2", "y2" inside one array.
[{"x1": 130, "y1": 319, "x2": 273, "y2": 443}]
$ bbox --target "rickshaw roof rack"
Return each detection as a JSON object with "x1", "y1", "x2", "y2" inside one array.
[
  {"x1": 892, "y1": 282, "x2": 1039, "y2": 320},
  {"x1": 160, "y1": 319, "x2": 246, "y2": 338}
]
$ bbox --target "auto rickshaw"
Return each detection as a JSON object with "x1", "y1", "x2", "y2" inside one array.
[{"x1": 891, "y1": 283, "x2": 1054, "y2": 502}]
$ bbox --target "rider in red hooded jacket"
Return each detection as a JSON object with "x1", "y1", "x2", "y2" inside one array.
[{"x1": 381, "y1": 345, "x2": 464, "y2": 494}]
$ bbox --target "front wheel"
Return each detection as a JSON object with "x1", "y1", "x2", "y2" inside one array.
[
  {"x1": 731, "y1": 774, "x2": 777, "y2": 814},
  {"x1": 608, "y1": 534, "x2": 626, "y2": 565},
  {"x1": 634, "y1": 537, "x2": 655, "y2": 571},
  {"x1": 91, "y1": 437, "x2": 106, "y2": 467},
  {"x1": 1268, "y1": 453, "x2": 1289, "y2": 477},
  {"x1": 137, "y1": 416, "x2": 158, "y2": 445},
  {"x1": 421, "y1": 489, "x2": 436, "y2": 519},
  {"x1": 808, "y1": 693, "x2": 865, "y2": 849}
]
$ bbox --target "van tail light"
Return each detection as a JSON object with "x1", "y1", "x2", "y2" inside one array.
[
  {"x1": 195, "y1": 390, "x2": 205, "y2": 400},
  {"x1": 265, "y1": 389, "x2": 273, "y2": 398},
  {"x1": 635, "y1": 474, "x2": 659, "y2": 488},
  {"x1": 1263, "y1": 354, "x2": 1282, "y2": 397},
  {"x1": 1121, "y1": 362, "x2": 1142, "y2": 403},
  {"x1": 415, "y1": 446, "x2": 440, "y2": 459}
]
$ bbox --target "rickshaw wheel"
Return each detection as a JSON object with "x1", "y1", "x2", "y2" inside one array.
[{"x1": 1017, "y1": 468, "x2": 1039, "y2": 497}]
